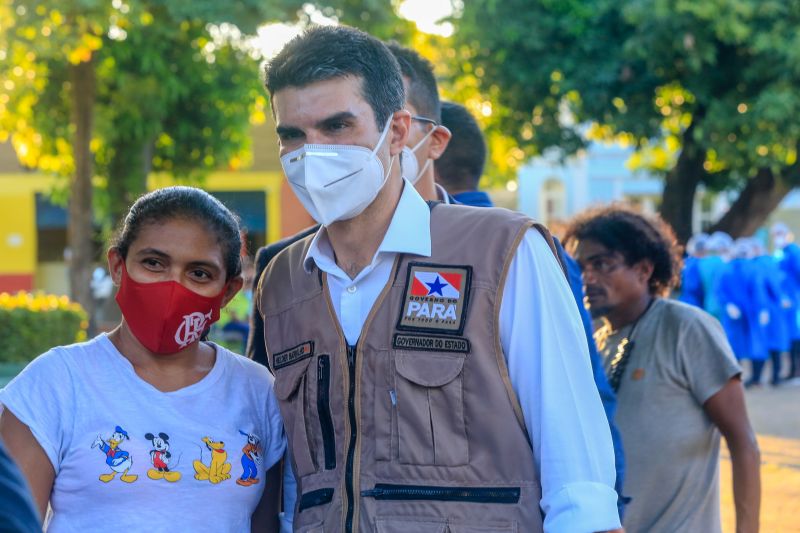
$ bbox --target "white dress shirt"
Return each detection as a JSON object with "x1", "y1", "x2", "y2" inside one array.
[{"x1": 282, "y1": 180, "x2": 620, "y2": 532}]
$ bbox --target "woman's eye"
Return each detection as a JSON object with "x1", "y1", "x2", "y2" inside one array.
[
  {"x1": 143, "y1": 258, "x2": 163, "y2": 269},
  {"x1": 191, "y1": 270, "x2": 211, "y2": 280}
]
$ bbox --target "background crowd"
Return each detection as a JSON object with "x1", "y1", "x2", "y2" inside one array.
[{"x1": 680, "y1": 225, "x2": 800, "y2": 387}]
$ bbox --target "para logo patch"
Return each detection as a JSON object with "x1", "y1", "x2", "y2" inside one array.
[{"x1": 397, "y1": 263, "x2": 472, "y2": 335}]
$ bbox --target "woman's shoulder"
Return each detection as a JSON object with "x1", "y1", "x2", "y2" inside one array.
[
  {"x1": 12, "y1": 334, "x2": 112, "y2": 379},
  {"x1": 214, "y1": 344, "x2": 273, "y2": 385}
]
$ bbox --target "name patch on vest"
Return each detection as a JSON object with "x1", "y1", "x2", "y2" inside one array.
[
  {"x1": 393, "y1": 333, "x2": 471, "y2": 353},
  {"x1": 273, "y1": 341, "x2": 314, "y2": 370},
  {"x1": 397, "y1": 263, "x2": 472, "y2": 335}
]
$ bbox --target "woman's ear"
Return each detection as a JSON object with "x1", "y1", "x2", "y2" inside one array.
[
  {"x1": 221, "y1": 275, "x2": 244, "y2": 308},
  {"x1": 108, "y1": 248, "x2": 124, "y2": 286}
]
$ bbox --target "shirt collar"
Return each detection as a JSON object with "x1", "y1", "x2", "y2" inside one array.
[
  {"x1": 435, "y1": 184, "x2": 451, "y2": 204},
  {"x1": 304, "y1": 179, "x2": 432, "y2": 273},
  {"x1": 453, "y1": 190, "x2": 493, "y2": 207}
]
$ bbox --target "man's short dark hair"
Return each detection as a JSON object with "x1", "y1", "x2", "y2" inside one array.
[
  {"x1": 434, "y1": 101, "x2": 486, "y2": 192},
  {"x1": 385, "y1": 42, "x2": 440, "y2": 123},
  {"x1": 563, "y1": 205, "x2": 682, "y2": 296},
  {"x1": 264, "y1": 25, "x2": 405, "y2": 129}
]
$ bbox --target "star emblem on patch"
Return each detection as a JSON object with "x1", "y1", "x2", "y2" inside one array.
[{"x1": 398, "y1": 263, "x2": 472, "y2": 335}]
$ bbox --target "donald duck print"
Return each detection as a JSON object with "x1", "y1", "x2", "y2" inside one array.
[{"x1": 91, "y1": 426, "x2": 138, "y2": 483}]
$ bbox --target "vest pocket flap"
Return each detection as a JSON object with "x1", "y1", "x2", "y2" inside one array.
[
  {"x1": 274, "y1": 356, "x2": 313, "y2": 400},
  {"x1": 395, "y1": 352, "x2": 465, "y2": 387}
]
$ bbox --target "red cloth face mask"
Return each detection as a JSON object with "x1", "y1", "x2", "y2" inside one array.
[{"x1": 115, "y1": 263, "x2": 228, "y2": 355}]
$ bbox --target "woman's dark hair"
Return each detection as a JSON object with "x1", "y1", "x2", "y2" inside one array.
[
  {"x1": 563, "y1": 204, "x2": 683, "y2": 296},
  {"x1": 111, "y1": 186, "x2": 242, "y2": 280}
]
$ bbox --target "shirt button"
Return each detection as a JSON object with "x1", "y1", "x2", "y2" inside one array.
[{"x1": 347, "y1": 285, "x2": 357, "y2": 294}]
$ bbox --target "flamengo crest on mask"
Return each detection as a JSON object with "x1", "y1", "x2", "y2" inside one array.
[{"x1": 174, "y1": 310, "x2": 213, "y2": 348}]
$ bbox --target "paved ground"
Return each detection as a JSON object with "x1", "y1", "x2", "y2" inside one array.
[{"x1": 720, "y1": 383, "x2": 800, "y2": 532}]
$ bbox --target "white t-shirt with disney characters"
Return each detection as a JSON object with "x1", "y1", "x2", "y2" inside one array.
[{"x1": 0, "y1": 333, "x2": 286, "y2": 533}]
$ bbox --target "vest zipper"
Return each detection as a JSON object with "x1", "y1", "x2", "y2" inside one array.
[
  {"x1": 344, "y1": 344, "x2": 358, "y2": 532},
  {"x1": 317, "y1": 354, "x2": 336, "y2": 470},
  {"x1": 299, "y1": 487, "x2": 335, "y2": 512},
  {"x1": 361, "y1": 483, "x2": 521, "y2": 504}
]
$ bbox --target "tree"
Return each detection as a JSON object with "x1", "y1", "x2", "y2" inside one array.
[
  {"x1": 453, "y1": 0, "x2": 800, "y2": 242},
  {"x1": 0, "y1": 0, "x2": 297, "y2": 318}
]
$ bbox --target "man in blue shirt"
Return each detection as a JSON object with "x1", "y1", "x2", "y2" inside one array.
[
  {"x1": 435, "y1": 100, "x2": 626, "y2": 516},
  {"x1": 434, "y1": 101, "x2": 493, "y2": 207},
  {"x1": 0, "y1": 438, "x2": 40, "y2": 532}
]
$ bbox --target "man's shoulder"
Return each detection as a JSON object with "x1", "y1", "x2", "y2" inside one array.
[
  {"x1": 655, "y1": 298, "x2": 717, "y2": 326},
  {"x1": 432, "y1": 202, "x2": 534, "y2": 235},
  {"x1": 255, "y1": 225, "x2": 320, "y2": 272},
  {"x1": 256, "y1": 226, "x2": 320, "y2": 314}
]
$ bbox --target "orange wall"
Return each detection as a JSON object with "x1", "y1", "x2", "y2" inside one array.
[{"x1": 280, "y1": 183, "x2": 315, "y2": 237}]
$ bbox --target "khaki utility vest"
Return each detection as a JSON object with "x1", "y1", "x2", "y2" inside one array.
[{"x1": 259, "y1": 203, "x2": 563, "y2": 533}]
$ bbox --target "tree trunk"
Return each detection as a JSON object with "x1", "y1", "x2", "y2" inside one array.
[
  {"x1": 67, "y1": 59, "x2": 96, "y2": 322},
  {"x1": 710, "y1": 168, "x2": 794, "y2": 237},
  {"x1": 659, "y1": 121, "x2": 706, "y2": 244},
  {"x1": 108, "y1": 138, "x2": 154, "y2": 230}
]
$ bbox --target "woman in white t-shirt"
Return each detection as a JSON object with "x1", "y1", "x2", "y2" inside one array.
[{"x1": 0, "y1": 186, "x2": 285, "y2": 532}]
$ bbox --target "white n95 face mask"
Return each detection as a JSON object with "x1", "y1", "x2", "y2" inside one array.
[
  {"x1": 401, "y1": 119, "x2": 437, "y2": 184},
  {"x1": 281, "y1": 118, "x2": 395, "y2": 226}
]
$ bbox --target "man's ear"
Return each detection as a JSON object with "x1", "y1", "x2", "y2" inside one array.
[
  {"x1": 108, "y1": 248, "x2": 124, "y2": 286},
  {"x1": 635, "y1": 259, "x2": 655, "y2": 284},
  {"x1": 388, "y1": 109, "x2": 412, "y2": 156},
  {"x1": 221, "y1": 275, "x2": 244, "y2": 309},
  {"x1": 427, "y1": 125, "x2": 452, "y2": 161}
]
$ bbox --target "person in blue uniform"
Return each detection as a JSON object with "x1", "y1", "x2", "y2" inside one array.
[
  {"x1": 772, "y1": 222, "x2": 800, "y2": 382},
  {"x1": 700, "y1": 232, "x2": 732, "y2": 321},
  {"x1": 717, "y1": 240, "x2": 769, "y2": 372},
  {"x1": 679, "y1": 232, "x2": 708, "y2": 308},
  {"x1": 750, "y1": 239, "x2": 789, "y2": 385}
]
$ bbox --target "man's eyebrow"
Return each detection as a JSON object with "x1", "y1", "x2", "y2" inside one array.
[
  {"x1": 583, "y1": 251, "x2": 616, "y2": 263},
  {"x1": 275, "y1": 111, "x2": 356, "y2": 137},
  {"x1": 316, "y1": 111, "x2": 356, "y2": 128},
  {"x1": 276, "y1": 124, "x2": 303, "y2": 137}
]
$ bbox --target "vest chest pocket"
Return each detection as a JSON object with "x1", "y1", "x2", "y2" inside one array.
[
  {"x1": 274, "y1": 356, "x2": 317, "y2": 478},
  {"x1": 392, "y1": 351, "x2": 469, "y2": 466}
]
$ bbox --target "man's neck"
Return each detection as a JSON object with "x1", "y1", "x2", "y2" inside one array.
[
  {"x1": 606, "y1": 293, "x2": 654, "y2": 331},
  {"x1": 327, "y1": 173, "x2": 403, "y2": 279},
  {"x1": 414, "y1": 170, "x2": 438, "y2": 202}
]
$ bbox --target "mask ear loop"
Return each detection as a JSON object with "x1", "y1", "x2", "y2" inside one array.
[
  {"x1": 373, "y1": 115, "x2": 399, "y2": 189},
  {"x1": 371, "y1": 116, "x2": 395, "y2": 156},
  {"x1": 407, "y1": 122, "x2": 438, "y2": 183},
  {"x1": 410, "y1": 123, "x2": 438, "y2": 154}
]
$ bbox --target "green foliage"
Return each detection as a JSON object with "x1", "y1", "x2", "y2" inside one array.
[
  {"x1": 0, "y1": 0, "x2": 303, "y2": 228},
  {"x1": 304, "y1": 0, "x2": 416, "y2": 41},
  {"x1": 0, "y1": 292, "x2": 88, "y2": 363},
  {"x1": 453, "y1": 0, "x2": 800, "y2": 188}
]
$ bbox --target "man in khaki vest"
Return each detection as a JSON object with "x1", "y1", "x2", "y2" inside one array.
[{"x1": 258, "y1": 25, "x2": 621, "y2": 532}]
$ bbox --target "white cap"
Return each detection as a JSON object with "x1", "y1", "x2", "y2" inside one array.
[
  {"x1": 707, "y1": 231, "x2": 733, "y2": 253},
  {"x1": 686, "y1": 232, "x2": 709, "y2": 256}
]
